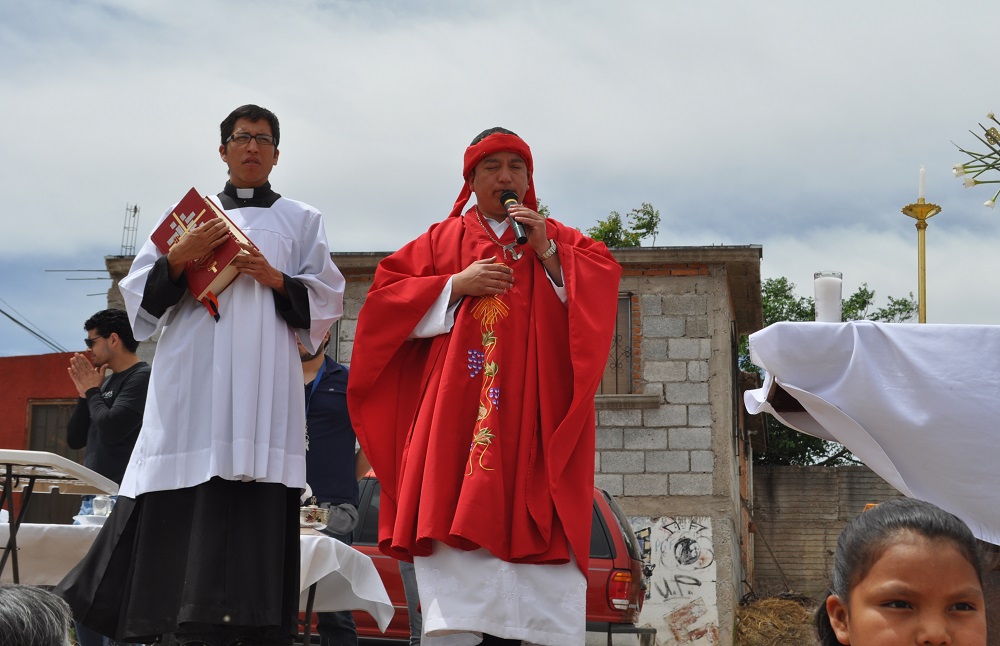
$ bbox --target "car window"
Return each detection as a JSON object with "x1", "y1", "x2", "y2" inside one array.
[
  {"x1": 356, "y1": 479, "x2": 381, "y2": 545},
  {"x1": 589, "y1": 503, "x2": 614, "y2": 559},
  {"x1": 601, "y1": 490, "x2": 642, "y2": 562}
]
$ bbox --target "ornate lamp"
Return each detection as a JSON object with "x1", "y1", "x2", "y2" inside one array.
[{"x1": 901, "y1": 167, "x2": 941, "y2": 323}]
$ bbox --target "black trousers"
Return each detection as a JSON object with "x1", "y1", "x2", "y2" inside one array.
[
  {"x1": 479, "y1": 636, "x2": 522, "y2": 645},
  {"x1": 56, "y1": 478, "x2": 300, "y2": 643}
]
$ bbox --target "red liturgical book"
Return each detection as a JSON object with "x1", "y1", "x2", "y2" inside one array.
[{"x1": 150, "y1": 187, "x2": 256, "y2": 320}]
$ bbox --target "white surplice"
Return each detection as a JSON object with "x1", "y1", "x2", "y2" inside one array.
[{"x1": 118, "y1": 194, "x2": 344, "y2": 498}]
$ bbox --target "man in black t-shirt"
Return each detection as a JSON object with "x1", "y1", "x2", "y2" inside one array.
[
  {"x1": 66, "y1": 309, "x2": 150, "y2": 490},
  {"x1": 66, "y1": 309, "x2": 150, "y2": 646}
]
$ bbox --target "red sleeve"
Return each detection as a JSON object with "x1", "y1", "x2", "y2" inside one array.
[{"x1": 348, "y1": 220, "x2": 465, "y2": 507}]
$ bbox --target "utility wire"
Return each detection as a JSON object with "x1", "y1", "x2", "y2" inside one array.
[{"x1": 0, "y1": 299, "x2": 68, "y2": 353}]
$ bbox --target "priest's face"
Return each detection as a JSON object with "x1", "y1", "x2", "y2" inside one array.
[
  {"x1": 470, "y1": 151, "x2": 530, "y2": 221},
  {"x1": 219, "y1": 117, "x2": 280, "y2": 188}
]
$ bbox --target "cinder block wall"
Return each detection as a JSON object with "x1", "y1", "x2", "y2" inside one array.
[{"x1": 751, "y1": 465, "x2": 904, "y2": 597}]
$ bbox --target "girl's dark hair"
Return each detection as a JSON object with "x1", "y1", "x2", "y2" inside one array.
[{"x1": 815, "y1": 497, "x2": 985, "y2": 646}]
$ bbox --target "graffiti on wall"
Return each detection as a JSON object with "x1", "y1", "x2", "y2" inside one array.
[{"x1": 630, "y1": 516, "x2": 720, "y2": 646}]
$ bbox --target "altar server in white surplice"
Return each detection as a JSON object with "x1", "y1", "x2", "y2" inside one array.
[{"x1": 56, "y1": 104, "x2": 345, "y2": 646}]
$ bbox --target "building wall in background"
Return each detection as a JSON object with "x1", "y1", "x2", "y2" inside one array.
[
  {"x1": 751, "y1": 465, "x2": 904, "y2": 597},
  {"x1": 0, "y1": 353, "x2": 77, "y2": 449}
]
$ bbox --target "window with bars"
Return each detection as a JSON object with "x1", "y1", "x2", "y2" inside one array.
[{"x1": 599, "y1": 294, "x2": 634, "y2": 395}]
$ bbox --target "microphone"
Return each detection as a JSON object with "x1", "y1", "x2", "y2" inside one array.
[{"x1": 499, "y1": 190, "x2": 529, "y2": 245}]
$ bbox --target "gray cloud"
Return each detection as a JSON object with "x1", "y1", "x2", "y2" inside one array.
[{"x1": 3, "y1": 0, "x2": 1000, "y2": 353}]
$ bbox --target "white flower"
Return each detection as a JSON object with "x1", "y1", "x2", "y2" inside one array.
[
  {"x1": 965, "y1": 177, "x2": 977, "y2": 188},
  {"x1": 986, "y1": 200, "x2": 996, "y2": 208},
  {"x1": 953, "y1": 165, "x2": 966, "y2": 177}
]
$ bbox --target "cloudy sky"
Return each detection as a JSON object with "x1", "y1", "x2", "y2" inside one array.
[{"x1": 3, "y1": 0, "x2": 999, "y2": 356}]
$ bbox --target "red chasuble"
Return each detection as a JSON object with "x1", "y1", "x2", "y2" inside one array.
[{"x1": 349, "y1": 208, "x2": 621, "y2": 574}]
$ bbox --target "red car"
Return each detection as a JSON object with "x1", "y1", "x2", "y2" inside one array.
[{"x1": 348, "y1": 475, "x2": 655, "y2": 645}]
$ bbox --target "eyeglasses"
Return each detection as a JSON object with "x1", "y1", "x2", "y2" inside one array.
[
  {"x1": 84, "y1": 334, "x2": 107, "y2": 349},
  {"x1": 226, "y1": 133, "x2": 276, "y2": 147}
]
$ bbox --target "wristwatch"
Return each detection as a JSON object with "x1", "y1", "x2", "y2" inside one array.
[{"x1": 537, "y1": 239, "x2": 557, "y2": 261}]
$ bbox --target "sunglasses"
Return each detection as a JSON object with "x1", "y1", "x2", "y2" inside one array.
[{"x1": 84, "y1": 334, "x2": 107, "y2": 349}]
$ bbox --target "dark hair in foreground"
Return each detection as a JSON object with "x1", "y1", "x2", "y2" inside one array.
[
  {"x1": 85, "y1": 309, "x2": 139, "y2": 353},
  {"x1": 220, "y1": 104, "x2": 280, "y2": 147},
  {"x1": 815, "y1": 497, "x2": 985, "y2": 646},
  {"x1": 0, "y1": 584, "x2": 73, "y2": 646}
]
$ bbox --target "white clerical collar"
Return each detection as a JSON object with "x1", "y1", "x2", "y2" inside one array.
[
  {"x1": 236, "y1": 187, "x2": 255, "y2": 199},
  {"x1": 487, "y1": 217, "x2": 509, "y2": 234}
]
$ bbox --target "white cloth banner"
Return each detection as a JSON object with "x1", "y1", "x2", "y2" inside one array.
[{"x1": 744, "y1": 320, "x2": 1000, "y2": 544}]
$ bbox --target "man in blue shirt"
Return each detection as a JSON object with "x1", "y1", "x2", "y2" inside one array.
[{"x1": 301, "y1": 329, "x2": 369, "y2": 646}]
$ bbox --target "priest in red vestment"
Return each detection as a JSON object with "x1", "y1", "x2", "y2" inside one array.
[{"x1": 349, "y1": 127, "x2": 621, "y2": 645}]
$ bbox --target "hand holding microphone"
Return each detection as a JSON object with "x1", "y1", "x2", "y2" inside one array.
[{"x1": 500, "y1": 190, "x2": 529, "y2": 245}]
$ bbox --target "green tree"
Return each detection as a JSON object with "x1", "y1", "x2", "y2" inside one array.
[
  {"x1": 742, "y1": 277, "x2": 917, "y2": 465},
  {"x1": 587, "y1": 203, "x2": 660, "y2": 247}
]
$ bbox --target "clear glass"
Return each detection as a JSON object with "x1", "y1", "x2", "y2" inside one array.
[{"x1": 92, "y1": 494, "x2": 114, "y2": 516}]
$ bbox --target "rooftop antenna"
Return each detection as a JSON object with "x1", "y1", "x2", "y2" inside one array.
[
  {"x1": 45, "y1": 202, "x2": 136, "y2": 297},
  {"x1": 120, "y1": 203, "x2": 140, "y2": 256}
]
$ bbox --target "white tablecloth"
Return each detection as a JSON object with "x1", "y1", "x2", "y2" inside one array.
[
  {"x1": 0, "y1": 523, "x2": 102, "y2": 584},
  {"x1": 0, "y1": 524, "x2": 393, "y2": 631},
  {"x1": 299, "y1": 531, "x2": 394, "y2": 631},
  {"x1": 744, "y1": 320, "x2": 1000, "y2": 544}
]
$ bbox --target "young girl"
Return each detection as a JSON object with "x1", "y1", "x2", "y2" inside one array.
[{"x1": 816, "y1": 497, "x2": 987, "y2": 646}]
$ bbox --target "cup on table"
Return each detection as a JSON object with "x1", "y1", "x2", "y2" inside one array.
[
  {"x1": 92, "y1": 495, "x2": 114, "y2": 517},
  {"x1": 814, "y1": 271, "x2": 843, "y2": 322}
]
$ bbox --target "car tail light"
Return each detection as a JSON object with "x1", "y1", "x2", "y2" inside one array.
[{"x1": 607, "y1": 569, "x2": 633, "y2": 611}]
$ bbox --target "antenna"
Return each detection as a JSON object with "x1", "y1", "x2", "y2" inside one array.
[{"x1": 120, "y1": 203, "x2": 140, "y2": 256}]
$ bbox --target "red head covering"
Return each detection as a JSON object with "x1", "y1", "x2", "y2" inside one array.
[{"x1": 448, "y1": 133, "x2": 538, "y2": 218}]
